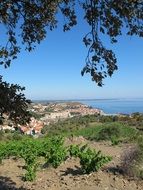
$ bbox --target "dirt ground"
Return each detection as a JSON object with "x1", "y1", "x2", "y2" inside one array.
[{"x1": 0, "y1": 137, "x2": 143, "y2": 190}]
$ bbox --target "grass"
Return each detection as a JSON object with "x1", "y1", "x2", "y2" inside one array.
[
  {"x1": 41, "y1": 118, "x2": 140, "y2": 148},
  {"x1": 0, "y1": 117, "x2": 139, "y2": 145},
  {"x1": 74, "y1": 122, "x2": 138, "y2": 143},
  {"x1": 0, "y1": 114, "x2": 143, "y2": 181},
  {"x1": 74, "y1": 124, "x2": 101, "y2": 139}
]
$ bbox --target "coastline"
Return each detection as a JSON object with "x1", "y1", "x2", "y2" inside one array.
[{"x1": 32, "y1": 99, "x2": 143, "y2": 115}]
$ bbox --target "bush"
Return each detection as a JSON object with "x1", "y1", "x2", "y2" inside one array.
[
  {"x1": 44, "y1": 137, "x2": 68, "y2": 168},
  {"x1": 96, "y1": 125, "x2": 121, "y2": 141},
  {"x1": 69, "y1": 144, "x2": 81, "y2": 157},
  {"x1": 121, "y1": 136, "x2": 143, "y2": 179},
  {"x1": 0, "y1": 137, "x2": 112, "y2": 181},
  {"x1": 12, "y1": 132, "x2": 23, "y2": 141},
  {"x1": 69, "y1": 144, "x2": 112, "y2": 174},
  {"x1": 111, "y1": 136, "x2": 120, "y2": 146}
]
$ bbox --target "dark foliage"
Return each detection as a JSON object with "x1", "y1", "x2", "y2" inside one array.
[
  {"x1": 0, "y1": 0, "x2": 143, "y2": 85},
  {"x1": 0, "y1": 76, "x2": 31, "y2": 125}
]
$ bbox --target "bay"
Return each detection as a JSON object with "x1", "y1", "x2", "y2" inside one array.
[
  {"x1": 34, "y1": 98, "x2": 143, "y2": 115},
  {"x1": 78, "y1": 98, "x2": 143, "y2": 114}
]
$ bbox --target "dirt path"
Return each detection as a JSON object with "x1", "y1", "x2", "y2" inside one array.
[{"x1": 0, "y1": 137, "x2": 143, "y2": 190}]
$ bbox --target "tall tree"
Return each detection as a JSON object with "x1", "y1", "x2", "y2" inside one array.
[
  {"x1": 0, "y1": 76, "x2": 31, "y2": 126},
  {"x1": 0, "y1": 0, "x2": 143, "y2": 85}
]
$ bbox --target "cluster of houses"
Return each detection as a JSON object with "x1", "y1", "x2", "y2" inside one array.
[
  {"x1": 18, "y1": 117, "x2": 44, "y2": 135},
  {"x1": 0, "y1": 102, "x2": 102, "y2": 136},
  {"x1": 0, "y1": 117, "x2": 44, "y2": 136}
]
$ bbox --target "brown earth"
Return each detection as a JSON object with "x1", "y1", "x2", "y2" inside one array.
[{"x1": 0, "y1": 137, "x2": 143, "y2": 190}]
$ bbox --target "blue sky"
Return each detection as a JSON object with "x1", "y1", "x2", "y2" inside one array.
[{"x1": 0, "y1": 15, "x2": 143, "y2": 100}]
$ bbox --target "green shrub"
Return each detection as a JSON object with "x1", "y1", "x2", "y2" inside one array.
[
  {"x1": 0, "y1": 136, "x2": 112, "y2": 181},
  {"x1": 69, "y1": 144, "x2": 81, "y2": 157},
  {"x1": 19, "y1": 139, "x2": 43, "y2": 181},
  {"x1": 69, "y1": 144, "x2": 111, "y2": 174},
  {"x1": 23, "y1": 153, "x2": 38, "y2": 181},
  {"x1": 12, "y1": 132, "x2": 23, "y2": 141},
  {"x1": 45, "y1": 137, "x2": 67, "y2": 168},
  {"x1": 79, "y1": 148, "x2": 111, "y2": 174},
  {"x1": 0, "y1": 143, "x2": 6, "y2": 163},
  {"x1": 96, "y1": 125, "x2": 121, "y2": 141},
  {"x1": 111, "y1": 136, "x2": 120, "y2": 146}
]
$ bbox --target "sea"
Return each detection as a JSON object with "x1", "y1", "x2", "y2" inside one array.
[
  {"x1": 34, "y1": 98, "x2": 143, "y2": 115},
  {"x1": 78, "y1": 98, "x2": 143, "y2": 114}
]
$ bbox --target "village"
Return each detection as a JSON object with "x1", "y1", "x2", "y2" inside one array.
[{"x1": 0, "y1": 102, "x2": 102, "y2": 136}]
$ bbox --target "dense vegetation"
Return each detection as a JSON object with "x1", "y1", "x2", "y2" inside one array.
[
  {"x1": 0, "y1": 136, "x2": 111, "y2": 181},
  {"x1": 0, "y1": 113, "x2": 143, "y2": 181},
  {"x1": 41, "y1": 114, "x2": 143, "y2": 179},
  {"x1": 0, "y1": 76, "x2": 31, "y2": 126},
  {"x1": 41, "y1": 114, "x2": 142, "y2": 138},
  {"x1": 69, "y1": 144, "x2": 111, "y2": 174}
]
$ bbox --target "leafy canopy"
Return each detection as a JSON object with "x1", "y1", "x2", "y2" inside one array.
[
  {"x1": 0, "y1": 76, "x2": 31, "y2": 125},
  {"x1": 0, "y1": 0, "x2": 143, "y2": 85}
]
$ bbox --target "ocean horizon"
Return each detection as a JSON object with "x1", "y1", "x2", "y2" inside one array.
[{"x1": 33, "y1": 98, "x2": 143, "y2": 114}]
